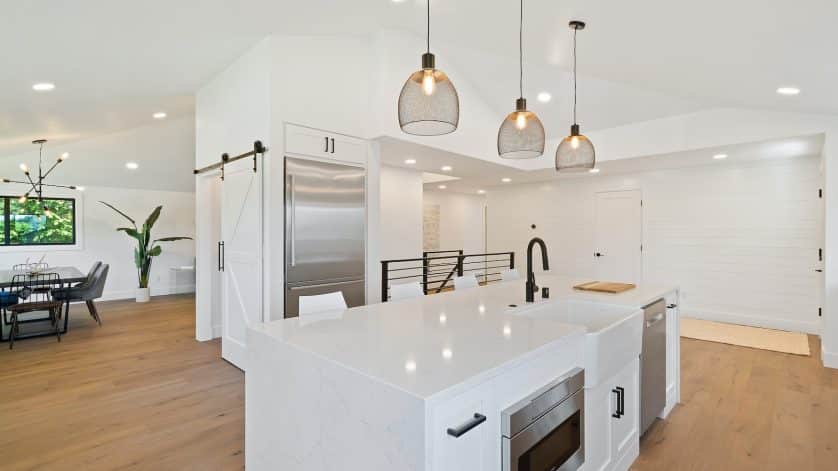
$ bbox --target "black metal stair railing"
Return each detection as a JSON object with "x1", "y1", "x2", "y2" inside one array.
[{"x1": 381, "y1": 250, "x2": 515, "y2": 302}]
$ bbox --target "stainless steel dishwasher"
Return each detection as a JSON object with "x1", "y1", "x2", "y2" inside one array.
[{"x1": 640, "y1": 299, "x2": 666, "y2": 435}]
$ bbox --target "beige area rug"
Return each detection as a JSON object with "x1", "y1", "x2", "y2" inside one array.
[{"x1": 680, "y1": 318, "x2": 810, "y2": 356}]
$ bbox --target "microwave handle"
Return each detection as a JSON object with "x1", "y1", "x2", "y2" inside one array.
[{"x1": 447, "y1": 413, "x2": 487, "y2": 438}]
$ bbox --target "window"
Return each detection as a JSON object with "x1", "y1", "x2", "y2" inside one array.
[{"x1": 1, "y1": 197, "x2": 76, "y2": 246}]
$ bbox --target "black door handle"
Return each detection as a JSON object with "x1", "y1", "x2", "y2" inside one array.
[
  {"x1": 815, "y1": 269, "x2": 824, "y2": 273},
  {"x1": 330, "y1": 138, "x2": 335, "y2": 154},
  {"x1": 447, "y1": 413, "x2": 487, "y2": 438},
  {"x1": 666, "y1": 303, "x2": 678, "y2": 309},
  {"x1": 595, "y1": 252, "x2": 603, "y2": 257}
]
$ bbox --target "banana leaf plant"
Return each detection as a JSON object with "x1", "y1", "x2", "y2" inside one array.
[{"x1": 100, "y1": 202, "x2": 193, "y2": 289}]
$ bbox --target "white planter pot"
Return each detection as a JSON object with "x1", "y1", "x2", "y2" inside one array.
[{"x1": 135, "y1": 287, "x2": 150, "y2": 303}]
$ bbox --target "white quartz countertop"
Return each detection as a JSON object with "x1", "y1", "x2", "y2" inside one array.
[
  {"x1": 251, "y1": 275, "x2": 676, "y2": 399},
  {"x1": 536, "y1": 274, "x2": 677, "y2": 308}
]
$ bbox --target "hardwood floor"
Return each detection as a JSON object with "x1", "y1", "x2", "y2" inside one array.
[
  {"x1": 3, "y1": 296, "x2": 837, "y2": 470},
  {"x1": 634, "y1": 335, "x2": 838, "y2": 471},
  {"x1": 0, "y1": 295, "x2": 244, "y2": 471}
]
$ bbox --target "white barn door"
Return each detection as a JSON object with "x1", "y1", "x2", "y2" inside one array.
[{"x1": 221, "y1": 157, "x2": 263, "y2": 370}]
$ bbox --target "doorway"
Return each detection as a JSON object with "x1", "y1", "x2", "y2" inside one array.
[{"x1": 593, "y1": 190, "x2": 643, "y2": 283}]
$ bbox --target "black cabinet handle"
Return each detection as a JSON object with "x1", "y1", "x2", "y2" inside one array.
[
  {"x1": 219, "y1": 241, "x2": 225, "y2": 272},
  {"x1": 330, "y1": 138, "x2": 335, "y2": 154},
  {"x1": 666, "y1": 303, "x2": 677, "y2": 309},
  {"x1": 324, "y1": 136, "x2": 329, "y2": 152},
  {"x1": 595, "y1": 252, "x2": 603, "y2": 257},
  {"x1": 815, "y1": 269, "x2": 824, "y2": 273},
  {"x1": 612, "y1": 387, "x2": 624, "y2": 419},
  {"x1": 447, "y1": 413, "x2": 486, "y2": 438}
]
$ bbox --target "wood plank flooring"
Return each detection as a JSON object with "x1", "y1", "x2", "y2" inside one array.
[
  {"x1": 634, "y1": 334, "x2": 838, "y2": 471},
  {"x1": 2, "y1": 295, "x2": 837, "y2": 470},
  {"x1": 0, "y1": 295, "x2": 244, "y2": 471}
]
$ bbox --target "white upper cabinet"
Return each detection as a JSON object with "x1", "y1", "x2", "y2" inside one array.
[{"x1": 285, "y1": 123, "x2": 367, "y2": 166}]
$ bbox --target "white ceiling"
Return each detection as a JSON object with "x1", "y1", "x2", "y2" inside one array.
[
  {"x1": 378, "y1": 134, "x2": 825, "y2": 195},
  {"x1": 2, "y1": 0, "x2": 835, "y2": 167}
]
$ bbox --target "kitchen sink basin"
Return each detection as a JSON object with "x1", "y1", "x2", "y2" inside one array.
[{"x1": 510, "y1": 300, "x2": 643, "y2": 387}]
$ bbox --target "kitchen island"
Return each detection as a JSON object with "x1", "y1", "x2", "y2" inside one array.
[{"x1": 246, "y1": 275, "x2": 678, "y2": 471}]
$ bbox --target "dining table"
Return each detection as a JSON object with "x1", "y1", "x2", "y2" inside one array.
[{"x1": 0, "y1": 266, "x2": 86, "y2": 342}]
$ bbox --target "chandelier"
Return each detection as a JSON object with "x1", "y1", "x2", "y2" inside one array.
[{"x1": 2, "y1": 139, "x2": 82, "y2": 216}]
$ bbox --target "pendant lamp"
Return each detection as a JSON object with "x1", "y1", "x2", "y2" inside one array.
[
  {"x1": 497, "y1": 0, "x2": 545, "y2": 159},
  {"x1": 398, "y1": 0, "x2": 459, "y2": 136},
  {"x1": 556, "y1": 21, "x2": 595, "y2": 171}
]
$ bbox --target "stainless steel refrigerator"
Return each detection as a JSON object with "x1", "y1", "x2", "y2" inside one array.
[{"x1": 284, "y1": 157, "x2": 366, "y2": 318}]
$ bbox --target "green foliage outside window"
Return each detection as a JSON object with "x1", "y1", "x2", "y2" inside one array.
[{"x1": 1, "y1": 197, "x2": 76, "y2": 245}]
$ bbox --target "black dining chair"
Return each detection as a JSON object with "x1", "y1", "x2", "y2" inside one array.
[
  {"x1": 53, "y1": 264, "x2": 109, "y2": 327},
  {"x1": 7, "y1": 273, "x2": 65, "y2": 349}
]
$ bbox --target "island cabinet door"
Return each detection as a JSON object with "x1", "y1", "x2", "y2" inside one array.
[
  {"x1": 609, "y1": 358, "x2": 640, "y2": 465},
  {"x1": 580, "y1": 382, "x2": 613, "y2": 471},
  {"x1": 432, "y1": 396, "x2": 492, "y2": 471}
]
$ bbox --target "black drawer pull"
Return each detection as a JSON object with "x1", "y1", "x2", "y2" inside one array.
[
  {"x1": 447, "y1": 413, "x2": 487, "y2": 438},
  {"x1": 612, "y1": 387, "x2": 624, "y2": 419}
]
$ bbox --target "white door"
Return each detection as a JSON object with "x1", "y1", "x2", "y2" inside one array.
[
  {"x1": 594, "y1": 190, "x2": 642, "y2": 283},
  {"x1": 221, "y1": 157, "x2": 263, "y2": 370}
]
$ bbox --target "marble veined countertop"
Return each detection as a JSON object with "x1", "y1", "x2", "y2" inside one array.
[{"x1": 251, "y1": 275, "x2": 675, "y2": 399}]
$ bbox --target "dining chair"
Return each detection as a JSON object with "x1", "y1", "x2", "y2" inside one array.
[
  {"x1": 389, "y1": 281, "x2": 424, "y2": 301},
  {"x1": 298, "y1": 291, "x2": 348, "y2": 317},
  {"x1": 53, "y1": 263, "x2": 109, "y2": 326},
  {"x1": 7, "y1": 273, "x2": 64, "y2": 349},
  {"x1": 454, "y1": 273, "x2": 479, "y2": 290},
  {"x1": 501, "y1": 268, "x2": 521, "y2": 282}
]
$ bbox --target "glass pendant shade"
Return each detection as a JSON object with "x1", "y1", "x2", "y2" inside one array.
[
  {"x1": 498, "y1": 98, "x2": 545, "y2": 159},
  {"x1": 556, "y1": 124, "x2": 595, "y2": 171},
  {"x1": 399, "y1": 53, "x2": 459, "y2": 136}
]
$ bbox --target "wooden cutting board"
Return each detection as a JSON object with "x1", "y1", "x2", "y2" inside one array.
[{"x1": 573, "y1": 281, "x2": 636, "y2": 294}]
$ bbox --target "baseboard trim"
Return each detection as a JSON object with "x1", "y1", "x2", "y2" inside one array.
[
  {"x1": 822, "y1": 347, "x2": 838, "y2": 369},
  {"x1": 212, "y1": 324, "x2": 222, "y2": 339},
  {"x1": 683, "y1": 307, "x2": 820, "y2": 335}
]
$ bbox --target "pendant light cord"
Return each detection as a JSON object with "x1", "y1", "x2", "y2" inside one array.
[
  {"x1": 519, "y1": 0, "x2": 523, "y2": 99},
  {"x1": 426, "y1": 0, "x2": 430, "y2": 54},
  {"x1": 572, "y1": 27, "x2": 577, "y2": 125}
]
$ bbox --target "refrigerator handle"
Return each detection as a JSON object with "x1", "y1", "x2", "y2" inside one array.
[{"x1": 289, "y1": 174, "x2": 296, "y2": 267}]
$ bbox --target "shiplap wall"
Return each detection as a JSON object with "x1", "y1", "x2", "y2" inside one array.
[{"x1": 487, "y1": 156, "x2": 823, "y2": 333}]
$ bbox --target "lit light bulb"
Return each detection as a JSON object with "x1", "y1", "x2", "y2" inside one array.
[
  {"x1": 570, "y1": 136, "x2": 580, "y2": 149},
  {"x1": 421, "y1": 70, "x2": 436, "y2": 96},
  {"x1": 19, "y1": 163, "x2": 29, "y2": 173},
  {"x1": 59, "y1": 152, "x2": 69, "y2": 161},
  {"x1": 19, "y1": 196, "x2": 27, "y2": 203},
  {"x1": 515, "y1": 112, "x2": 528, "y2": 130}
]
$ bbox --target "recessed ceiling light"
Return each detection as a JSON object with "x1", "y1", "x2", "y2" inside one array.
[
  {"x1": 404, "y1": 360, "x2": 417, "y2": 372},
  {"x1": 501, "y1": 177, "x2": 512, "y2": 183},
  {"x1": 438, "y1": 184, "x2": 447, "y2": 189},
  {"x1": 32, "y1": 83, "x2": 55, "y2": 92},
  {"x1": 404, "y1": 158, "x2": 416, "y2": 164},
  {"x1": 477, "y1": 189, "x2": 486, "y2": 194},
  {"x1": 589, "y1": 168, "x2": 600, "y2": 174},
  {"x1": 153, "y1": 112, "x2": 167, "y2": 119},
  {"x1": 713, "y1": 153, "x2": 728, "y2": 160},
  {"x1": 537, "y1": 92, "x2": 552, "y2": 103},
  {"x1": 441, "y1": 165, "x2": 453, "y2": 172},
  {"x1": 442, "y1": 348, "x2": 453, "y2": 360},
  {"x1": 776, "y1": 87, "x2": 800, "y2": 96},
  {"x1": 125, "y1": 162, "x2": 139, "y2": 170}
]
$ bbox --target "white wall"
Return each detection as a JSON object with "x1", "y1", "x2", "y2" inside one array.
[
  {"x1": 0, "y1": 185, "x2": 195, "y2": 301},
  {"x1": 488, "y1": 156, "x2": 823, "y2": 334},
  {"x1": 379, "y1": 166, "x2": 423, "y2": 261},
  {"x1": 423, "y1": 190, "x2": 486, "y2": 255}
]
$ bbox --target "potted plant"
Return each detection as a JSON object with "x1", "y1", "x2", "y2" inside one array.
[{"x1": 101, "y1": 202, "x2": 192, "y2": 302}]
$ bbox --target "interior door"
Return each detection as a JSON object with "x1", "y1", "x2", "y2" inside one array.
[
  {"x1": 594, "y1": 190, "x2": 642, "y2": 283},
  {"x1": 221, "y1": 157, "x2": 263, "y2": 371}
]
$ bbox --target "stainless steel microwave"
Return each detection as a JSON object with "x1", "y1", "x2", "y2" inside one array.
[{"x1": 501, "y1": 368, "x2": 585, "y2": 471}]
